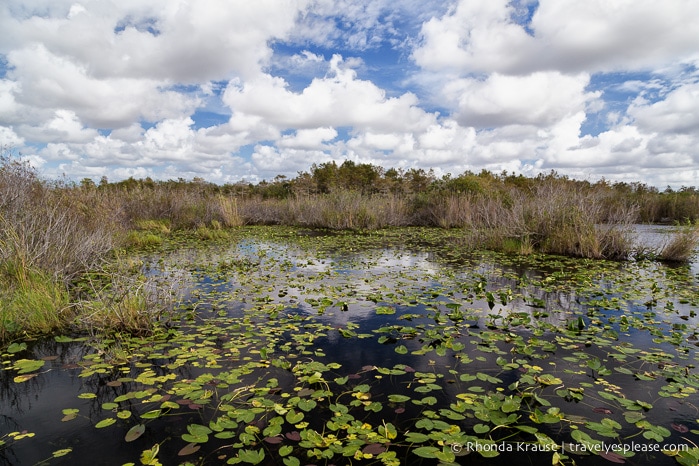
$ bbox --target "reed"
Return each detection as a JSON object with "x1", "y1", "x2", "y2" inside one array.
[
  {"x1": 658, "y1": 222, "x2": 699, "y2": 262},
  {"x1": 76, "y1": 271, "x2": 178, "y2": 335}
]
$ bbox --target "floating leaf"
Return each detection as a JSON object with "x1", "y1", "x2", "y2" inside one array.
[
  {"x1": 7, "y1": 342, "x2": 27, "y2": 353},
  {"x1": 125, "y1": 424, "x2": 145, "y2": 442},
  {"x1": 238, "y1": 448, "x2": 265, "y2": 465},
  {"x1": 140, "y1": 409, "x2": 162, "y2": 419},
  {"x1": 61, "y1": 408, "x2": 79, "y2": 422},
  {"x1": 593, "y1": 407, "x2": 613, "y2": 415},
  {"x1": 283, "y1": 457, "x2": 300, "y2": 466},
  {"x1": 182, "y1": 424, "x2": 212, "y2": 444},
  {"x1": 671, "y1": 423, "x2": 689, "y2": 433},
  {"x1": 13, "y1": 359, "x2": 45, "y2": 374},
  {"x1": 297, "y1": 388, "x2": 314, "y2": 397},
  {"x1": 599, "y1": 451, "x2": 626, "y2": 463},
  {"x1": 362, "y1": 443, "x2": 386, "y2": 455},
  {"x1": 297, "y1": 399, "x2": 316, "y2": 412},
  {"x1": 474, "y1": 424, "x2": 490, "y2": 434},
  {"x1": 413, "y1": 446, "x2": 439, "y2": 459},
  {"x1": 95, "y1": 418, "x2": 116, "y2": 428},
  {"x1": 285, "y1": 410, "x2": 304, "y2": 424},
  {"x1": 178, "y1": 443, "x2": 200, "y2": 456},
  {"x1": 13, "y1": 374, "x2": 38, "y2": 383},
  {"x1": 52, "y1": 448, "x2": 72, "y2": 458},
  {"x1": 140, "y1": 444, "x2": 159, "y2": 465}
]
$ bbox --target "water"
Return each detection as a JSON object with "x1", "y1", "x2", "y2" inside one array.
[{"x1": 1, "y1": 227, "x2": 698, "y2": 465}]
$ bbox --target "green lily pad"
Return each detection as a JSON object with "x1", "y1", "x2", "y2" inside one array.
[{"x1": 125, "y1": 424, "x2": 145, "y2": 442}]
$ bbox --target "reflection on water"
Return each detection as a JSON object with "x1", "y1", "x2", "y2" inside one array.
[{"x1": 1, "y1": 227, "x2": 698, "y2": 465}]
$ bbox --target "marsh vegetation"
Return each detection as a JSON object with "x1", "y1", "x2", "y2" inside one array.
[
  {"x1": 2, "y1": 229, "x2": 699, "y2": 465},
  {"x1": 1, "y1": 149, "x2": 699, "y2": 465}
]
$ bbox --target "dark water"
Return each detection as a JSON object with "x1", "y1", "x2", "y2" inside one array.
[{"x1": 2, "y1": 228, "x2": 698, "y2": 465}]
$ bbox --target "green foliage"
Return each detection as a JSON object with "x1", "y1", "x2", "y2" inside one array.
[{"x1": 2, "y1": 227, "x2": 699, "y2": 464}]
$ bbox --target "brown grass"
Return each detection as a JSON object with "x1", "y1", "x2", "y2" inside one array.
[{"x1": 659, "y1": 222, "x2": 699, "y2": 262}]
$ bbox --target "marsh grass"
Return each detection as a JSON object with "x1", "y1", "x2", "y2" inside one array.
[
  {"x1": 658, "y1": 222, "x2": 699, "y2": 262},
  {"x1": 216, "y1": 194, "x2": 243, "y2": 227},
  {"x1": 0, "y1": 261, "x2": 71, "y2": 340},
  {"x1": 196, "y1": 224, "x2": 230, "y2": 240},
  {"x1": 134, "y1": 219, "x2": 171, "y2": 234},
  {"x1": 1, "y1": 147, "x2": 697, "y2": 341},
  {"x1": 124, "y1": 231, "x2": 164, "y2": 248},
  {"x1": 76, "y1": 271, "x2": 178, "y2": 335}
]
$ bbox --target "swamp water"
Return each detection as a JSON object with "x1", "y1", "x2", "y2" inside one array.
[{"x1": 2, "y1": 227, "x2": 699, "y2": 466}]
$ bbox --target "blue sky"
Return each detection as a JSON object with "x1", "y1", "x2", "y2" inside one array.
[{"x1": 0, "y1": 0, "x2": 698, "y2": 188}]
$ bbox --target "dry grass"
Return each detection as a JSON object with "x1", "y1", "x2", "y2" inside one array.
[
  {"x1": 659, "y1": 222, "x2": 699, "y2": 262},
  {"x1": 76, "y1": 271, "x2": 179, "y2": 335}
]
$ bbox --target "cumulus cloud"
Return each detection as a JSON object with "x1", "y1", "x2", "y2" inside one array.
[
  {"x1": 442, "y1": 72, "x2": 596, "y2": 128},
  {"x1": 0, "y1": 0, "x2": 697, "y2": 188},
  {"x1": 413, "y1": 0, "x2": 699, "y2": 75},
  {"x1": 278, "y1": 127, "x2": 338, "y2": 149},
  {"x1": 628, "y1": 82, "x2": 699, "y2": 134},
  {"x1": 19, "y1": 109, "x2": 99, "y2": 144},
  {"x1": 224, "y1": 55, "x2": 437, "y2": 133}
]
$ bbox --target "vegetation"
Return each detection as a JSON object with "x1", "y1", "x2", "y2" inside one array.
[
  {"x1": 1, "y1": 148, "x2": 698, "y2": 341},
  {"x1": 2, "y1": 229, "x2": 699, "y2": 465},
  {"x1": 659, "y1": 222, "x2": 699, "y2": 262},
  {"x1": 1, "y1": 141, "x2": 698, "y2": 464}
]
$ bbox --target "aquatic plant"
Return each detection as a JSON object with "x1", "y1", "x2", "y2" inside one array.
[{"x1": 3, "y1": 228, "x2": 697, "y2": 465}]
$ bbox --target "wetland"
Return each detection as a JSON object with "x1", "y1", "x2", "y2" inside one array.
[{"x1": 2, "y1": 227, "x2": 699, "y2": 466}]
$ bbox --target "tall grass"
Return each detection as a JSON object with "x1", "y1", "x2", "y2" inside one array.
[
  {"x1": 658, "y1": 222, "x2": 699, "y2": 262},
  {"x1": 0, "y1": 151, "x2": 123, "y2": 340},
  {"x1": 75, "y1": 270, "x2": 179, "y2": 335},
  {"x1": 0, "y1": 262, "x2": 71, "y2": 341},
  {"x1": 2, "y1": 148, "x2": 697, "y2": 341}
]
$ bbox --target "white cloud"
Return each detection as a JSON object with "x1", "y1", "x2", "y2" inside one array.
[
  {"x1": 0, "y1": 125, "x2": 24, "y2": 147},
  {"x1": 413, "y1": 0, "x2": 699, "y2": 75},
  {"x1": 224, "y1": 54, "x2": 437, "y2": 133},
  {"x1": 0, "y1": 80, "x2": 22, "y2": 124},
  {"x1": 2, "y1": 0, "x2": 308, "y2": 82},
  {"x1": 250, "y1": 144, "x2": 334, "y2": 180},
  {"x1": 19, "y1": 109, "x2": 98, "y2": 144},
  {"x1": 7, "y1": 44, "x2": 199, "y2": 130},
  {"x1": 442, "y1": 72, "x2": 595, "y2": 128},
  {"x1": 278, "y1": 127, "x2": 338, "y2": 149},
  {"x1": 628, "y1": 82, "x2": 699, "y2": 134},
  {"x1": 0, "y1": 0, "x2": 697, "y2": 188}
]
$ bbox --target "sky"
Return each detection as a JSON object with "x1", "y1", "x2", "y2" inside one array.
[{"x1": 1, "y1": 0, "x2": 698, "y2": 188}]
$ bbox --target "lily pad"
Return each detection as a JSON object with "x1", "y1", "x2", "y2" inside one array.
[{"x1": 125, "y1": 424, "x2": 145, "y2": 442}]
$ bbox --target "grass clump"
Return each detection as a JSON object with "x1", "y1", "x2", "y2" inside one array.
[
  {"x1": 124, "y1": 230, "x2": 164, "y2": 248},
  {"x1": 76, "y1": 272, "x2": 176, "y2": 335},
  {"x1": 134, "y1": 219, "x2": 171, "y2": 234},
  {"x1": 196, "y1": 224, "x2": 230, "y2": 240},
  {"x1": 658, "y1": 222, "x2": 699, "y2": 262},
  {"x1": 0, "y1": 263, "x2": 71, "y2": 341}
]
